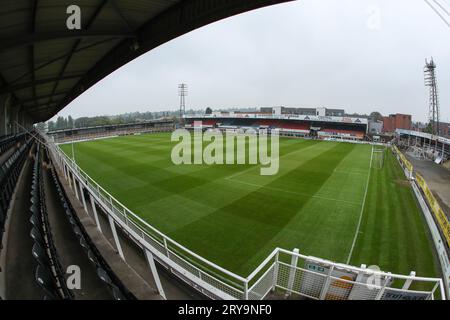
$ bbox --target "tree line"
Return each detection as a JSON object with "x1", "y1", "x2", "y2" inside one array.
[{"x1": 38, "y1": 110, "x2": 198, "y2": 132}]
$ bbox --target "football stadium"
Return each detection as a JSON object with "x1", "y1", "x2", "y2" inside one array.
[{"x1": 0, "y1": 0, "x2": 450, "y2": 304}]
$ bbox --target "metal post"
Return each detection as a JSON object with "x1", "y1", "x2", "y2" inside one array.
[
  {"x1": 108, "y1": 215, "x2": 125, "y2": 261},
  {"x1": 73, "y1": 174, "x2": 79, "y2": 200},
  {"x1": 244, "y1": 281, "x2": 249, "y2": 300},
  {"x1": 401, "y1": 271, "x2": 415, "y2": 290},
  {"x1": 79, "y1": 182, "x2": 88, "y2": 213},
  {"x1": 272, "y1": 251, "x2": 279, "y2": 291},
  {"x1": 163, "y1": 238, "x2": 169, "y2": 257},
  {"x1": 90, "y1": 194, "x2": 102, "y2": 233},
  {"x1": 144, "y1": 249, "x2": 167, "y2": 299},
  {"x1": 375, "y1": 274, "x2": 391, "y2": 300},
  {"x1": 123, "y1": 208, "x2": 129, "y2": 226},
  {"x1": 354, "y1": 264, "x2": 367, "y2": 284},
  {"x1": 286, "y1": 248, "x2": 299, "y2": 296},
  {"x1": 67, "y1": 166, "x2": 72, "y2": 188},
  {"x1": 319, "y1": 265, "x2": 335, "y2": 300},
  {"x1": 63, "y1": 164, "x2": 68, "y2": 180}
]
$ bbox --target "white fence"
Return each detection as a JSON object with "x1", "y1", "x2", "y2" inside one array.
[
  {"x1": 40, "y1": 132, "x2": 446, "y2": 300},
  {"x1": 392, "y1": 146, "x2": 450, "y2": 297}
]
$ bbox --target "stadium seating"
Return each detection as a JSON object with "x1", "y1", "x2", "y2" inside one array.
[
  {"x1": 0, "y1": 133, "x2": 28, "y2": 157},
  {"x1": 29, "y1": 143, "x2": 73, "y2": 300},
  {"x1": 46, "y1": 149, "x2": 135, "y2": 300},
  {"x1": 0, "y1": 135, "x2": 31, "y2": 255},
  {"x1": 200, "y1": 120, "x2": 217, "y2": 126},
  {"x1": 256, "y1": 119, "x2": 281, "y2": 127},
  {"x1": 278, "y1": 122, "x2": 310, "y2": 131},
  {"x1": 319, "y1": 129, "x2": 365, "y2": 139}
]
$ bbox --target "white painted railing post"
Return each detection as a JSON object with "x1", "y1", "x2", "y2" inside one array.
[
  {"x1": 73, "y1": 174, "x2": 79, "y2": 200},
  {"x1": 402, "y1": 271, "x2": 415, "y2": 290},
  {"x1": 375, "y1": 274, "x2": 391, "y2": 300},
  {"x1": 63, "y1": 164, "x2": 68, "y2": 180},
  {"x1": 90, "y1": 194, "x2": 102, "y2": 233},
  {"x1": 354, "y1": 264, "x2": 367, "y2": 284},
  {"x1": 67, "y1": 166, "x2": 72, "y2": 188},
  {"x1": 272, "y1": 251, "x2": 279, "y2": 291},
  {"x1": 145, "y1": 249, "x2": 167, "y2": 300},
  {"x1": 108, "y1": 215, "x2": 125, "y2": 261},
  {"x1": 79, "y1": 181, "x2": 88, "y2": 213},
  {"x1": 163, "y1": 238, "x2": 169, "y2": 257},
  {"x1": 319, "y1": 265, "x2": 335, "y2": 300},
  {"x1": 123, "y1": 208, "x2": 129, "y2": 226},
  {"x1": 244, "y1": 281, "x2": 249, "y2": 300},
  {"x1": 286, "y1": 248, "x2": 299, "y2": 297}
]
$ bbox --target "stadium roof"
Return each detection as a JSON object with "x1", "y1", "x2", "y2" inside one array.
[{"x1": 0, "y1": 0, "x2": 291, "y2": 123}]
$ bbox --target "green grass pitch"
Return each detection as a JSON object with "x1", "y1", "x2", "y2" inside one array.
[{"x1": 60, "y1": 133, "x2": 439, "y2": 281}]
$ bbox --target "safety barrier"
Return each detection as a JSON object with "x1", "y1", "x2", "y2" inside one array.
[
  {"x1": 392, "y1": 145, "x2": 414, "y2": 179},
  {"x1": 392, "y1": 145, "x2": 450, "y2": 297},
  {"x1": 415, "y1": 174, "x2": 450, "y2": 248},
  {"x1": 47, "y1": 148, "x2": 135, "y2": 300}
]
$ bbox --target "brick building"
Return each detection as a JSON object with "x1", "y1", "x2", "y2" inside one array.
[
  {"x1": 437, "y1": 121, "x2": 450, "y2": 137},
  {"x1": 382, "y1": 114, "x2": 412, "y2": 133}
]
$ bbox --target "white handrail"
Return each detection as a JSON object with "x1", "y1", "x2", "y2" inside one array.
[{"x1": 60, "y1": 149, "x2": 248, "y2": 284}]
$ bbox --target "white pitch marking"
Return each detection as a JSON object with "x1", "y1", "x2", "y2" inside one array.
[
  {"x1": 333, "y1": 169, "x2": 367, "y2": 176},
  {"x1": 226, "y1": 177, "x2": 362, "y2": 206},
  {"x1": 346, "y1": 146, "x2": 374, "y2": 264},
  {"x1": 225, "y1": 141, "x2": 319, "y2": 181}
]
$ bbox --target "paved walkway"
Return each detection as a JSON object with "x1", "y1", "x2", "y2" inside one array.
[
  {"x1": 55, "y1": 165, "x2": 163, "y2": 300},
  {"x1": 42, "y1": 164, "x2": 112, "y2": 299},
  {"x1": 407, "y1": 155, "x2": 450, "y2": 217}
]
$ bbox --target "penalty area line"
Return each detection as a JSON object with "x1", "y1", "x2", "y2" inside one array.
[
  {"x1": 346, "y1": 146, "x2": 374, "y2": 264},
  {"x1": 226, "y1": 177, "x2": 362, "y2": 206}
]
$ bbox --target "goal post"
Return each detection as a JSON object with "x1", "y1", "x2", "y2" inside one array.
[{"x1": 371, "y1": 146, "x2": 386, "y2": 170}]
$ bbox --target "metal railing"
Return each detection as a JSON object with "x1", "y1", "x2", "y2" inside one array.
[{"x1": 40, "y1": 132, "x2": 446, "y2": 300}]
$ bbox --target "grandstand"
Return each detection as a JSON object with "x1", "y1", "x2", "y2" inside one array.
[
  {"x1": 49, "y1": 120, "x2": 174, "y2": 144},
  {"x1": 396, "y1": 129, "x2": 450, "y2": 164},
  {"x1": 184, "y1": 112, "x2": 368, "y2": 141}
]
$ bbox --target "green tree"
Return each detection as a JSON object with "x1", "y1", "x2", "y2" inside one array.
[
  {"x1": 55, "y1": 116, "x2": 67, "y2": 130},
  {"x1": 47, "y1": 121, "x2": 55, "y2": 131},
  {"x1": 424, "y1": 123, "x2": 433, "y2": 134},
  {"x1": 68, "y1": 115, "x2": 74, "y2": 128}
]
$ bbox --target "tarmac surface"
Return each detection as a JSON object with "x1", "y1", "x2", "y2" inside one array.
[{"x1": 406, "y1": 155, "x2": 450, "y2": 218}]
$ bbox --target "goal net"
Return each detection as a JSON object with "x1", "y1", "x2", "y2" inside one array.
[{"x1": 371, "y1": 146, "x2": 386, "y2": 169}]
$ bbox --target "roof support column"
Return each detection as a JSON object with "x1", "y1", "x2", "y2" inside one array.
[
  {"x1": 18, "y1": 110, "x2": 26, "y2": 133},
  {"x1": 10, "y1": 104, "x2": 20, "y2": 134},
  {"x1": 0, "y1": 94, "x2": 12, "y2": 137}
]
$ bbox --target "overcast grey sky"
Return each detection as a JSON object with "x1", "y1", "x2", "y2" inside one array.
[{"x1": 56, "y1": 0, "x2": 450, "y2": 123}]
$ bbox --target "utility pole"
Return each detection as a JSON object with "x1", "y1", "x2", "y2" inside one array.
[
  {"x1": 424, "y1": 58, "x2": 440, "y2": 135},
  {"x1": 178, "y1": 83, "x2": 188, "y2": 123}
]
